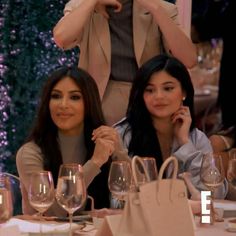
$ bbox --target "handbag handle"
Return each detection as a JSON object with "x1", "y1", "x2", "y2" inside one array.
[
  {"x1": 158, "y1": 156, "x2": 178, "y2": 180},
  {"x1": 131, "y1": 155, "x2": 151, "y2": 188},
  {"x1": 155, "y1": 156, "x2": 178, "y2": 204}
]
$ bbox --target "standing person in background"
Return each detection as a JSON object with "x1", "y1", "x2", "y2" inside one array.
[
  {"x1": 53, "y1": 0, "x2": 197, "y2": 125},
  {"x1": 16, "y1": 66, "x2": 121, "y2": 216},
  {"x1": 216, "y1": 0, "x2": 236, "y2": 129},
  {"x1": 113, "y1": 54, "x2": 227, "y2": 198},
  {"x1": 195, "y1": 1, "x2": 236, "y2": 200}
]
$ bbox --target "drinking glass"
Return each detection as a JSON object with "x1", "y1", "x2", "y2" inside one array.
[
  {"x1": 28, "y1": 171, "x2": 55, "y2": 235},
  {"x1": 0, "y1": 174, "x2": 13, "y2": 223},
  {"x1": 56, "y1": 164, "x2": 86, "y2": 236},
  {"x1": 135, "y1": 157, "x2": 158, "y2": 185},
  {"x1": 200, "y1": 152, "x2": 225, "y2": 224},
  {"x1": 108, "y1": 161, "x2": 132, "y2": 209},
  {"x1": 227, "y1": 148, "x2": 236, "y2": 189},
  {"x1": 226, "y1": 149, "x2": 236, "y2": 222}
]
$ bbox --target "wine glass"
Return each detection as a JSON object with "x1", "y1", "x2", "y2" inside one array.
[
  {"x1": 0, "y1": 174, "x2": 13, "y2": 223},
  {"x1": 56, "y1": 164, "x2": 86, "y2": 236},
  {"x1": 200, "y1": 152, "x2": 225, "y2": 224},
  {"x1": 134, "y1": 157, "x2": 158, "y2": 185},
  {"x1": 28, "y1": 171, "x2": 55, "y2": 235},
  {"x1": 108, "y1": 161, "x2": 132, "y2": 209},
  {"x1": 227, "y1": 148, "x2": 236, "y2": 188}
]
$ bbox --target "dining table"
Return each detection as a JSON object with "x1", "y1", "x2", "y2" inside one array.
[
  {"x1": 195, "y1": 218, "x2": 235, "y2": 236},
  {"x1": 0, "y1": 200, "x2": 235, "y2": 236},
  {"x1": 0, "y1": 216, "x2": 235, "y2": 236}
]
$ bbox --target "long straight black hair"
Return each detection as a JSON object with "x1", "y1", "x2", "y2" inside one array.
[
  {"x1": 26, "y1": 66, "x2": 111, "y2": 208},
  {"x1": 27, "y1": 66, "x2": 105, "y2": 183},
  {"x1": 124, "y1": 54, "x2": 195, "y2": 170}
]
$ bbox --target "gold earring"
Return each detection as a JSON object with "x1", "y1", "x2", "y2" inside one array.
[{"x1": 182, "y1": 97, "x2": 186, "y2": 101}]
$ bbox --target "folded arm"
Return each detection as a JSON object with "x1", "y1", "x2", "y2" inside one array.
[
  {"x1": 137, "y1": 0, "x2": 197, "y2": 68},
  {"x1": 53, "y1": 0, "x2": 122, "y2": 49}
]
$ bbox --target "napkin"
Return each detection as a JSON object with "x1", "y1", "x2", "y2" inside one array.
[
  {"x1": 4, "y1": 218, "x2": 80, "y2": 235},
  {"x1": 214, "y1": 200, "x2": 236, "y2": 218},
  {"x1": 0, "y1": 225, "x2": 21, "y2": 236}
]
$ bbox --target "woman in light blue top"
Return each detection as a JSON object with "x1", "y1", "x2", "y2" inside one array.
[{"x1": 114, "y1": 54, "x2": 227, "y2": 198}]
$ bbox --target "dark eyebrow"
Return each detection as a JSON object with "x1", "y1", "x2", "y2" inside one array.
[
  {"x1": 146, "y1": 81, "x2": 175, "y2": 86},
  {"x1": 69, "y1": 90, "x2": 82, "y2": 94},
  {"x1": 51, "y1": 89, "x2": 82, "y2": 93},
  {"x1": 162, "y1": 81, "x2": 175, "y2": 85}
]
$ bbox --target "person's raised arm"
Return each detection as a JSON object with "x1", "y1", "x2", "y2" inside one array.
[
  {"x1": 53, "y1": 0, "x2": 122, "y2": 50},
  {"x1": 53, "y1": 0, "x2": 98, "y2": 49},
  {"x1": 137, "y1": 0, "x2": 197, "y2": 68}
]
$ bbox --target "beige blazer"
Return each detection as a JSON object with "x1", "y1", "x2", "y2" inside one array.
[{"x1": 65, "y1": 0, "x2": 179, "y2": 98}]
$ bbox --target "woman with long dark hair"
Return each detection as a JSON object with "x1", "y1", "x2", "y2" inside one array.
[
  {"x1": 115, "y1": 54, "x2": 227, "y2": 198},
  {"x1": 16, "y1": 66, "x2": 119, "y2": 216}
]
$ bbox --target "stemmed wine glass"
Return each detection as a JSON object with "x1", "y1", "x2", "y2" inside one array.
[
  {"x1": 227, "y1": 148, "x2": 236, "y2": 189},
  {"x1": 226, "y1": 148, "x2": 236, "y2": 222},
  {"x1": 28, "y1": 171, "x2": 55, "y2": 235},
  {"x1": 134, "y1": 157, "x2": 158, "y2": 185},
  {"x1": 108, "y1": 160, "x2": 132, "y2": 209},
  {"x1": 56, "y1": 163, "x2": 86, "y2": 236},
  {"x1": 0, "y1": 174, "x2": 13, "y2": 223},
  {"x1": 200, "y1": 152, "x2": 225, "y2": 224}
]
